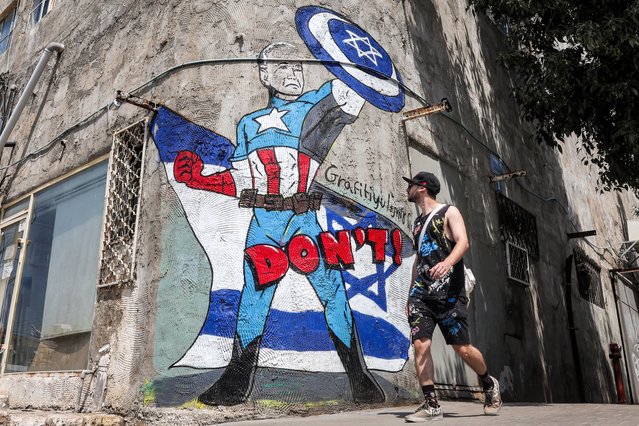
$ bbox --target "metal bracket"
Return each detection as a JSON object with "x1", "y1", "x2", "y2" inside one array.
[
  {"x1": 115, "y1": 91, "x2": 158, "y2": 111},
  {"x1": 402, "y1": 98, "x2": 452, "y2": 121},
  {"x1": 489, "y1": 170, "x2": 527, "y2": 183}
]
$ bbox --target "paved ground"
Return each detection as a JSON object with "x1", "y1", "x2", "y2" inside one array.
[{"x1": 228, "y1": 401, "x2": 639, "y2": 425}]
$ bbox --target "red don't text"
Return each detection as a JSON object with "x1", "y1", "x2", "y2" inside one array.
[{"x1": 245, "y1": 228, "x2": 403, "y2": 286}]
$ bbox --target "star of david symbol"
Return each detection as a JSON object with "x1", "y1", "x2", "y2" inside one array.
[
  {"x1": 325, "y1": 209, "x2": 399, "y2": 312},
  {"x1": 254, "y1": 108, "x2": 290, "y2": 133},
  {"x1": 341, "y1": 30, "x2": 383, "y2": 66}
]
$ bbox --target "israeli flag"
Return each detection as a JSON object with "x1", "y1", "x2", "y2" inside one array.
[{"x1": 151, "y1": 106, "x2": 412, "y2": 372}]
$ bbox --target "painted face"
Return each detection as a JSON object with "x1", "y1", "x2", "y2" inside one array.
[{"x1": 264, "y1": 61, "x2": 304, "y2": 98}]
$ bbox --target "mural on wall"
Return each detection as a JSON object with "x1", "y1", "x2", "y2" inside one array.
[{"x1": 151, "y1": 6, "x2": 411, "y2": 406}]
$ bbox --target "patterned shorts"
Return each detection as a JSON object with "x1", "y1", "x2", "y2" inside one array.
[{"x1": 408, "y1": 297, "x2": 470, "y2": 345}]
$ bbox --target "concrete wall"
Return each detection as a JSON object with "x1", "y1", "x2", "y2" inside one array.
[{"x1": 0, "y1": 0, "x2": 634, "y2": 420}]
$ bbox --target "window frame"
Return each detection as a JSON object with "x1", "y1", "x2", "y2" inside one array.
[
  {"x1": 0, "y1": 6, "x2": 16, "y2": 55},
  {"x1": 573, "y1": 249, "x2": 605, "y2": 308},
  {"x1": 31, "y1": 0, "x2": 55, "y2": 24},
  {"x1": 0, "y1": 155, "x2": 109, "y2": 375}
]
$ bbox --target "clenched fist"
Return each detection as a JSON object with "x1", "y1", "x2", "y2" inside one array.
[{"x1": 174, "y1": 150, "x2": 203, "y2": 184}]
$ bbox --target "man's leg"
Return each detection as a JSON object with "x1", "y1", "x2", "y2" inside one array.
[
  {"x1": 451, "y1": 343, "x2": 487, "y2": 374},
  {"x1": 413, "y1": 337, "x2": 434, "y2": 387},
  {"x1": 405, "y1": 300, "x2": 443, "y2": 422},
  {"x1": 451, "y1": 344, "x2": 502, "y2": 414},
  {"x1": 442, "y1": 298, "x2": 502, "y2": 416}
]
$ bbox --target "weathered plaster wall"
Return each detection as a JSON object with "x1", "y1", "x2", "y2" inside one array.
[
  {"x1": 401, "y1": 0, "x2": 638, "y2": 404},
  {"x1": 0, "y1": 0, "x2": 634, "y2": 419}
]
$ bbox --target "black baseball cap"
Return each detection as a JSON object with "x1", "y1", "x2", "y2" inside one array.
[{"x1": 403, "y1": 171, "x2": 441, "y2": 194}]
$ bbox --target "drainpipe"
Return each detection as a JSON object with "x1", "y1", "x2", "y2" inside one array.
[
  {"x1": 0, "y1": 42, "x2": 65, "y2": 155},
  {"x1": 564, "y1": 255, "x2": 586, "y2": 402}
]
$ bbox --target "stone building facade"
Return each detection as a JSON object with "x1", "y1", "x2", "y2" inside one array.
[{"x1": 0, "y1": 0, "x2": 635, "y2": 422}]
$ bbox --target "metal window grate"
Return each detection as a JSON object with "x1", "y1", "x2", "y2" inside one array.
[
  {"x1": 0, "y1": 73, "x2": 17, "y2": 133},
  {"x1": 98, "y1": 119, "x2": 147, "y2": 287},
  {"x1": 496, "y1": 192, "x2": 539, "y2": 259},
  {"x1": 506, "y1": 241, "x2": 530, "y2": 285},
  {"x1": 574, "y1": 251, "x2": 604, "y2": 308}
]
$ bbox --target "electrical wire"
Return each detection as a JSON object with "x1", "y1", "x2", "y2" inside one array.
[
  {"x1": 0, "y1": 53, "x2": 592, "y2": 225},
  {"x1": 4, "y1": 53, "x2": 633, "y2": 263}
]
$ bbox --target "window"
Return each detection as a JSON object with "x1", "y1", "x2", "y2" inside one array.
[
  {"x1": 98, "y1": 119, "x2": 146, "y2": 287},
  {"x1": 496, "y1": 192, "x2": 539, "y2": 259},
  {"x1": 574, "y1": 250, "x2": 604, "y2": 308},
  {"x1": 32, "y1": 0, "x2": 54, "y2": 24},
  {"x1": 506, "y1": 241, "x2": 530, "y2": 285},
  {"x1": 489, "y1": 154, "x2": 506, "y2": 192},
  {"x1": 0, "y1": 8, "x2": 15, "y2": 55},
  {"x1": 0, "y1": 162, "x2": 108, "y2": 373}
]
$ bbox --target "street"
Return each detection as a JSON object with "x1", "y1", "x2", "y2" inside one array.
[{"x1": 228, "y1": 401, "x2": 639, "y2": 425}]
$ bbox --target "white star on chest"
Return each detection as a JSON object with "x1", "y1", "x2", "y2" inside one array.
[{"x1": 254, "y1": 108, "x2": 290, "y2": 133}]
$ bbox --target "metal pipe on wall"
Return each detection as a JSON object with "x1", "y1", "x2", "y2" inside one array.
[{"x1": 0, "y1": 42, "x2": 65, "y2": 157}]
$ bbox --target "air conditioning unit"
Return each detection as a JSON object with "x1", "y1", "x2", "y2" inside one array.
[{"x1": 506, "y1": 241, "x2": 530, "y2": 285}]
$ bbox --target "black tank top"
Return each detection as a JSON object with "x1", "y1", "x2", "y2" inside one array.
[{"x1": 411, "y1": 204, "x2": 465, "y2": 300}]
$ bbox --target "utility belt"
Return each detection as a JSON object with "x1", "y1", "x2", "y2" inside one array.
[{"x1": 239, "y1": 189, "x2": 323, "y2": 214}]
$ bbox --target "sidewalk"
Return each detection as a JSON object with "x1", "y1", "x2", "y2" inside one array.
[{"x1": 228, "y1": 401, "x2": 639, "y2": 425}]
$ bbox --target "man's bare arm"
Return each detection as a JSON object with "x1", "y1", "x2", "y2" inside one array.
[{"x1": 428, "y1": 206, "x2": 469, "y2": 280}]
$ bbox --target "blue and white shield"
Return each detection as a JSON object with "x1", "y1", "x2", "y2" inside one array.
[{"x1": 296, "y1": 6, "x2": 405, "y2": 112}]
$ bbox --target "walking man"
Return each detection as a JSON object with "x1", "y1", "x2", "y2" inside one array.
[{"x1": 403, "y1": 171, "x2": 502, "y2": 421}]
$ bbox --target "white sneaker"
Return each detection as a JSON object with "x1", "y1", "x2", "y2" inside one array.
[
  {"x1": 483, "y1": 376, "x2": 502, "y2": 415},
  {"x1": 405, "y1": 401, "x2": 443, "y2": 422}
]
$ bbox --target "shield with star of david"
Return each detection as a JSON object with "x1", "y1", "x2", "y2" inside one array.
[{"x1": 296, "y1": 6, "x2": 405, "y2": 112}]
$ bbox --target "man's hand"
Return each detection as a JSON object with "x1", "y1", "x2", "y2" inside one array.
[
  {"x1": 429, "y1": 259, "x2": 454, "y2": 281},
  {"x1": 174, "y1": 150, "x2": 203, "y2": 184}
]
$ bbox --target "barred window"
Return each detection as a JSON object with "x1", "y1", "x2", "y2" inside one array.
[
  {"x1": 496, "y1": 192, "x2": 539, "y2": 259},
  {"x1": 574, "y1": 251, "x2": 604, "y2": 308},
  {"x1": 0, "y1": 73, "x2": 17, "y2": 133},
  {"x1": 506, "y1": 241, "x2": 530, "y2": 285},
  {"x1": 98, "y1": 120, "x2": 147, "y2": 288}
]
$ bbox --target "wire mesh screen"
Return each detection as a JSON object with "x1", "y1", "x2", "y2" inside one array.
[
  {"x1": 98, "y1": 119, "x2": 147, "y2": 287},
  {"x1": 506, "y1": 241, "x2": 530, "y2": 285},
  {"x1": 574, "y1": 250, "x2": 604, "y2": 308},
  {"x1": 496, "y1": 192, "x2": 539, "y2": 259}
]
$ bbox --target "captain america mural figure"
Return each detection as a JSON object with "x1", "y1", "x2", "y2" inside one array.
[
  {"x1": 173, "y1": 41, "x2": 385, "y2": 405},
  {"x1": 150, "y1": 5, "x2": 409, "y2": 406}
]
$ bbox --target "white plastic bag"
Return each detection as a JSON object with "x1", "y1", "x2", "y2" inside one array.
[{"x1": 464, "y1": 266, "x2": 476, "y2": 304}]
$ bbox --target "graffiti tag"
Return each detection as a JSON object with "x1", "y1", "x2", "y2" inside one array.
[{"x1": 324, "y1": 164, "x2": 411, "y2": 226}]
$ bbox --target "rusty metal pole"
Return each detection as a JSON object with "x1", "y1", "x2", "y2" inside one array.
[
  {"x1": 609, "y1": 343, "x2": 626, "y2": 403},
  {"x1": 402, "y1": 98, "x2": 452, "y2": 121}
]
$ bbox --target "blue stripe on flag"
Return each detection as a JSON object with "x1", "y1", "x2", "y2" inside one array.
[
  {"x1": 150, "y1": 106, "x2": 235, "y2": 166},
  {"x1": 201, "y1": 289, "x2": 408, "y2": 360}
]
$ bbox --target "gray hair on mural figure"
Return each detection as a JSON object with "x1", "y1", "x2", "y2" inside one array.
[{"x1": 258, "y1": 42, "x2": 305, "y2": 99}]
